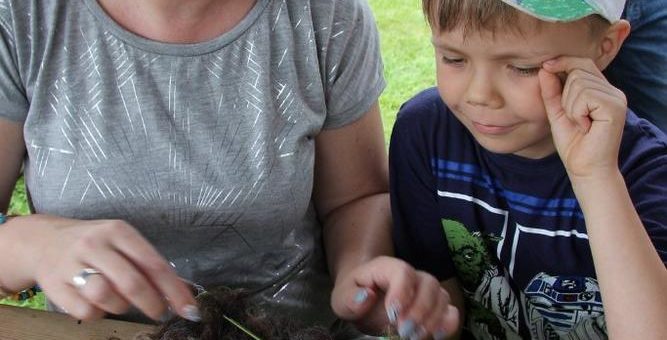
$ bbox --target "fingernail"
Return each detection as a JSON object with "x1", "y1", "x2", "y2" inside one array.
[
  {"x1": 433, "y1": 329, "x2": 448, "y2": 340},
  {"x1": 354, "y1": 288, "x2": 369, "y2": 304},
  {"x1": 544, "y1": 59, "x2": 557, "y2": 66},
  {"x1": 410, "y1": 326, "x2": 427, "y2": 340},
  {"x1": 398, "y1": 319, "x2": 416, "y2": 338},
  {"x1": 182, "y1": 304, "x2": 201, "y2": 322},
  {"x1": 159, "y1": 310, "x2": 174, "y2": 323},
  {"x1": 387, "y1": 301, "x2": 401, "y2": 324}
]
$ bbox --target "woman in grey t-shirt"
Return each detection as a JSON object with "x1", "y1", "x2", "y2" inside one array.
[{"x1": 0, "y1": 0, "x2": 458, "y2": 338}]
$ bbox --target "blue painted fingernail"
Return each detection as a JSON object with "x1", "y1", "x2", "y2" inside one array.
[
  {"x1": 159, "y1": 310, "x2": 174, "y2": 323},
  {"x1": 410, "y1": 326, "x2": 426, "y2": 340},
  {"x1": 354, "y1": 288, "x2": 369, "y2": 304},
  {"x1": 433, "y1": 329, "x2": 448, "y2": 340},
  {"x1": 387, "y1": 301, "x2": 401, "y2": 324},
  {"x1": 398, "y1": 319, "x2": 416, "y2": 338},
  {"x1": 182, "y1": 304, "x2": 201, "y2": 322}
]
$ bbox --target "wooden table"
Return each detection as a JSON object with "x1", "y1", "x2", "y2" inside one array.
[{"x1": 0, "y1": 305, "x2": 155, "y2": 339}]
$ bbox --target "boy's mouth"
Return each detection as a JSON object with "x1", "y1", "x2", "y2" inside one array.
[{"x1": 472, "y1": 121, "x2": 518, "y2": 135}]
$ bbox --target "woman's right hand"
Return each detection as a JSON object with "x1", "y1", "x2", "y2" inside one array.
[
  {"x1": 9, "y1": 215, "x2": 199, "y2": 322},
  {"x1": 1, "y1": 112, "x2": 198, "y2": 322}
]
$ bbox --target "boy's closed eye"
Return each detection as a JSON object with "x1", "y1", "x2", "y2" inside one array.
[
  {"x1": 440, "y1": 55, "x2": 543, "y2": 78},
  {"x1": 441, "y1": 55, "x2": 465, "y2": 66},
  {"x1": 508, "y1": 65, "x2": 541, "y2": 77}
]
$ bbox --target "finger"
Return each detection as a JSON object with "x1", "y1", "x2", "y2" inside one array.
[
  {"x1": 561, "y1": 69, "x2": 611, "y2": 114},
  {"x1": 347, "y1": 257, "x2": 418, "y2": 325},
  {"x1": 103, "y1": 221, "x2": 199, "y2": 321},
  {"x1": 442, "y1": 304, "x2": 460, "y2": 337},
  {"x1": 569, "y1": 87, "x2": 625, "y2": 132},
  {"x1": 85, "y1": 253, "x2": 165, "y2": 320},
  {"x1": 76, "y1": 272, "x2": 131, "y2": 315},
  {"x1": 563, "y1": 75, "x2": 611, "y2": 110},
  {"x1": 72, "y1": 227, "x2": 169, "y2": 320},
  {"x1": 44, "y1": 281, "x2": 105, "y2": 321},
  {"x1": 370, "y1": 258, "x2": 417, "y2": 325},
  {"x1": 538, "y1": 68, "x2": 567, "y2": 126},
  {"x1": 397, "y1": 274, "x2": 441, "y2": 339},
  {"x1": 339, "y1": 286, "x2": 380, "y2": 320},
  {"x1": 562, "y1": 77, "x2": 609, "y2": 133},
  {"x1": 566, "y1": 83, "x2": 627, "y2": 120},
  {"x1": 566, "y1": 86, "x2": 614, "y2": 133},
  {"x1": 421, "y1": 288, "x2": 452, "y2": 338},
  {"x1": 542, "y1": 56, "x2": 605, "y2": 79}
]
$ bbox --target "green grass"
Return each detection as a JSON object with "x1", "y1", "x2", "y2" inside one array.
[
  {"x1": 3, "y1": 1, "x2": 435, "y2": 310},
  {"x1": 369, "y1": 0, "x2": 435, "y2": 139},
  {"x1": 2, "y1": 178, "x2": 38, "y2": 309},
  {"x1": 8, "y1": 176, "x2": 29, "y2": 215}
]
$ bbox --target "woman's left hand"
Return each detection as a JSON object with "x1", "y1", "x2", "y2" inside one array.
[
  {"x1": 539, "y1": 56, "x2": 627, "y2": 180},
  {"x1": 331, "y1": 256, "x2": 459, "y2": 339}
]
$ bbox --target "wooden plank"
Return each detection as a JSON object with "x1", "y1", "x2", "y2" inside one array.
[{"x1": 0, "y1": 305, "x2": 155, "y2": 340}]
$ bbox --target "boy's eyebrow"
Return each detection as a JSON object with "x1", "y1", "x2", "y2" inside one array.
[
  {"x1": 432, "y1": 39, "x2": 552, "y2": 61},
  {"x1": 431, "y1": 38, "x2": 459, "y2": 51}
]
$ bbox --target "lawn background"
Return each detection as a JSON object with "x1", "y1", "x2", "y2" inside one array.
[
  {"x1": 3, "y1": 0, "x2": 435, "y2": 308},
  {"x1": 371, "y1": 0, "x2": 435, "y2": 138}
]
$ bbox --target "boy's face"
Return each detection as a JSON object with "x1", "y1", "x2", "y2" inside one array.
[{"x1": 433, "y1": 19, "x2": 601, "y2": 159}]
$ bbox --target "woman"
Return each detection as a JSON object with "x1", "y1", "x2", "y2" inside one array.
[{"x1": 0, "y1": 0, "x2": 457, "y2": 338}]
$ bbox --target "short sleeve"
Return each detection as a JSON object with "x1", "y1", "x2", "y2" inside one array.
[
  {"x1": 0, "y1": 4, "x2": 28, "y2": 122},
  {"x1": 319, "y1": 0, "x2": 385, "y2": 129},
  {"x1": 389, "y1": 95, "x2": 457, "y2": 281},
  {"x1": 621, "y1": 116, "x2": 667, "y2": 264}
]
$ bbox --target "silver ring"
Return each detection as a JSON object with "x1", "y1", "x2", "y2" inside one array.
[{"x1": 72, "y1": 268, "x2": 102, "y2": 288}]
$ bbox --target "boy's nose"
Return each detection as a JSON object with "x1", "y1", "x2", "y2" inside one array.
[{"x1": 464, "y1": 74, "x2": 502, "y2": 109}]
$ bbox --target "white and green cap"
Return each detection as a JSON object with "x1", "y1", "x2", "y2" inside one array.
[{"x1": 499, "y1": 0, "x2": 626, "y2": 22}]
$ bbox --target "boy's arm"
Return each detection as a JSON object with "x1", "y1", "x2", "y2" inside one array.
[
  {"x1": 540, "y1": 56, "x2": 667, "y2": 339},
  {"x1": 573, "y1": 170, "x2": 667, "y2": 339}
]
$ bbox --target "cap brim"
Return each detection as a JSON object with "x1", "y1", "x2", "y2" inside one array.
[{"x1": 499, "y1": 0, "x2": 598, "y2": 22}]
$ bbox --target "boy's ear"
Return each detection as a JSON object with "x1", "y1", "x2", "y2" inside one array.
[{"x1": 595, "y1": 19, "x2": 631, "y2": 70}]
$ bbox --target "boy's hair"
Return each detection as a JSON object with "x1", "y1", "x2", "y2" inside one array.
[{"x1": 423, "y1": 0, "x2": 610, "y2": 37}]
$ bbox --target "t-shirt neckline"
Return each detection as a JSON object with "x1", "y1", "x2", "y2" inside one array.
[
  {"x1": 483, "y1": 147, "x2": 564, "y2": 175},
  {"x1": 82, "y1": 0, "x2": 269, "y2": 57}
]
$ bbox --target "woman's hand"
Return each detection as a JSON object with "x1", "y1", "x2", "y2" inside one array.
[
  {"x1": 23, "y1": 215, "x2": 199, "y2": 322},
  {"x1": 539, "y1": 56, "x2": 627, "y2": 180},
  {"x1": 331, "y1": 256, "x2": 459, "y2": 339}
]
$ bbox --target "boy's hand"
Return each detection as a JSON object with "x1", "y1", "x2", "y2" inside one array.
[
  {"x1": 538, "y1": 56, "x2": 627, "y2": 179},
  {"x1": 331, "y1": 256, "x2": 459, "y2": 339}
]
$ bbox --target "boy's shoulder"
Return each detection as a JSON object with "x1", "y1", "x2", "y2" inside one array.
[
  {"x1": 620, "y1": 110, "x2": 667, "y2": 164},
  {"x1": 623, "y1": 111, "x2": 667, "y2": 146},
  {"x1": 392, "y1": 87, "x2": 470, "y2": 148},
  {"x1": 396, "y1": 87, "x2": 445, "y2": 122},
  {"x1": 395, "y1": 87, "x2": 461, "y2": 132}
]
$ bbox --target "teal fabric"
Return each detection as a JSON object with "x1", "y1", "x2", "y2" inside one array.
[{"x1": 501, "y1": 0, "x2": 597, "y2": 21}]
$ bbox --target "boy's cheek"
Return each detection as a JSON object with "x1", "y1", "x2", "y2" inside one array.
[
  {"x1": 435, "y1": 72, "x2": 464, "y2": 103},
  {"x1": 517, "y1": 74, "x2": 551, "y2": 101},
  {"x1": 435, "y1": 85, "x2": 458, "y2": 110}
]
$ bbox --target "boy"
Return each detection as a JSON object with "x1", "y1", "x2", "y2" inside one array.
[{"x1": 390, "y1": 0, "x2": 667, "y2": 339}]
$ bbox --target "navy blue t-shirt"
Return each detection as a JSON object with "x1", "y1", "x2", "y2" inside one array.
[{"x1": 390, "y1": 88, "x2": 667, "y2": 339}]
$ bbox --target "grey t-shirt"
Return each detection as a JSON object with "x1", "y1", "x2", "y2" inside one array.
[{"x1": 0, "y1": 0, "x2": 385, "y2": 326}]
